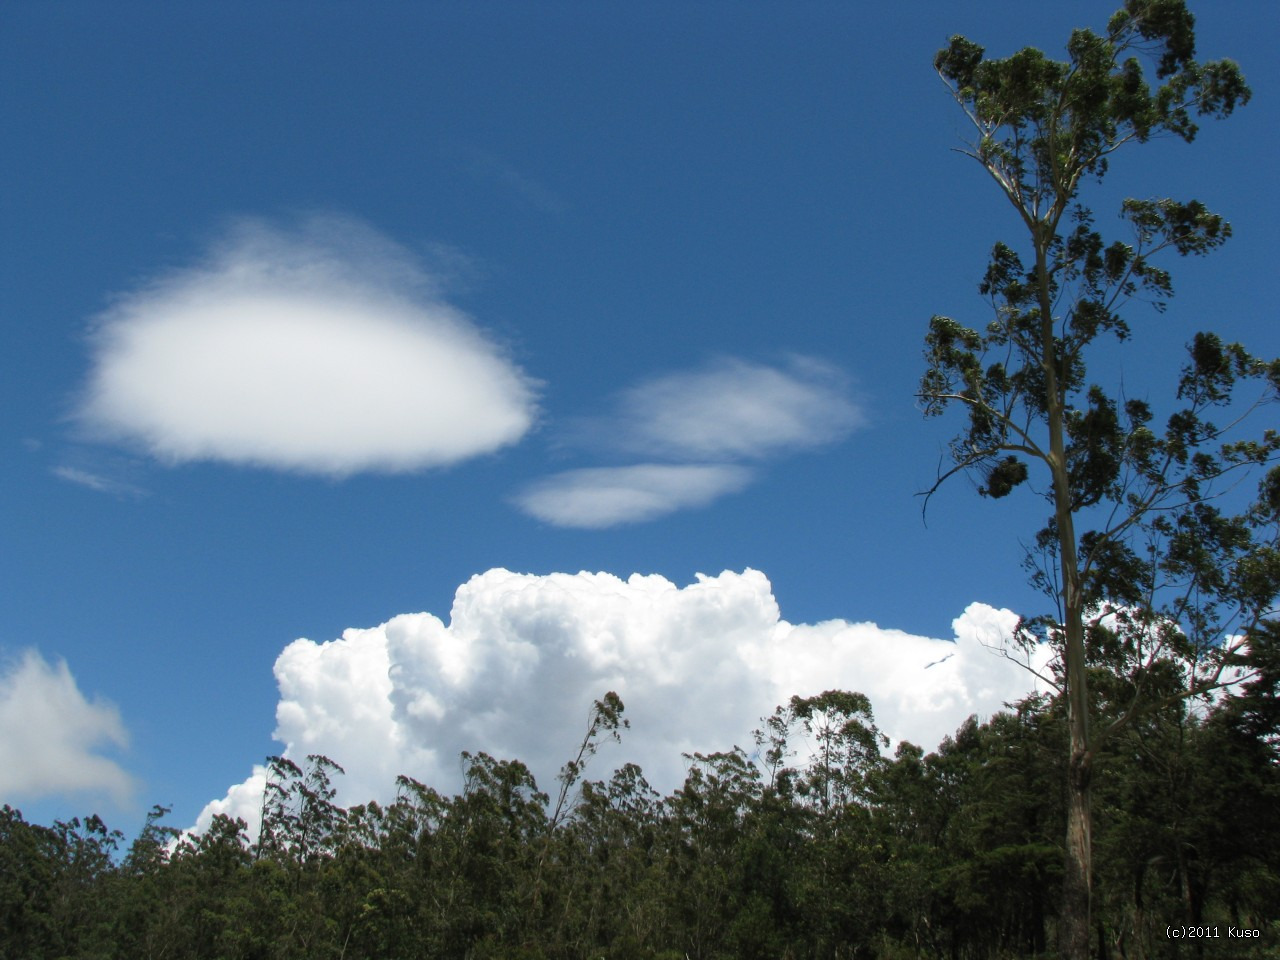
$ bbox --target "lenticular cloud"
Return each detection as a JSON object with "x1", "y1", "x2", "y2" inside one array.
[
  {"x1": 192, "y1": 568, "x2": 1050, "y2": 838},
  {"x1": 514, "y1": 464, "x2": 753, "y2": 528},
  {"x1": 75, "y1": 216, "x2": 537, "y2": 476}
]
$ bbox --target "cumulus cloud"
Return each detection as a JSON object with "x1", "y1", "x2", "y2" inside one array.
[
  {"x1": 74, "y1": 216, "x2": 537, "y2": 476},
  {"x1": 193, "y1": 568, "x2": 1049, "y2": 839},
  {"x1": 608, "y1": 356, "x2": 862, "y2": 460},
  {"x1": 513, "y1": 464, "x2": 752, "y2": 528},
  {"x1": 0, "y1": 650, "x2": 134, "y2": 805}
]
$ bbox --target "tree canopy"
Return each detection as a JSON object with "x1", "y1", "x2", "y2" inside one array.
[{"x1": 2, "y1": 684, "x2": 1277, "y2": 958}]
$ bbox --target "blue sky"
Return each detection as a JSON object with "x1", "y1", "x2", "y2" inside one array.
[{"x1": 3, "y1": 2, "x2": 1276, "y2": 834}]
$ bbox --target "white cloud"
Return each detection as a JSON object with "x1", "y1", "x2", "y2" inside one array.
[
  {"x1": 193, "y1": 568, "x2": 1049, "y2": 839},
  {"x1": 514, "y1": 357, "x2": 861, "y2": 527},
  {"x1": 513, "y1": 464, "x2": 752, "y2": 528},
  {"x1": 0, "y1": 650, "x2": 134, "y2": 805},
  {"x1": 52, "y1": 466, "x2": 148, "y2": 498},
  {"x1": 75, "y1": 216, "x2": 537, "y2": 477},
  {"x1": 455, "y1": 144, "x2": 567, "y2": 215},
  {"x1": 190, "y1": 765, "x2": 269, "y2": 838},
  {"x1": 607, "y1": 356, "x2": 861, "y2": 461}
]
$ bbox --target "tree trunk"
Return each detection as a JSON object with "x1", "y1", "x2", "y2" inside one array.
[
  {"x1": 1063, "y1": 748, "x2": 1094, "y2": 960},
  {"x1": 1036, "y1": 212, "x2": 1096, "y2": 960}
]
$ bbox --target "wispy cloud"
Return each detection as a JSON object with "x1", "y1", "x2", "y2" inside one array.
[
  {"x1": 0, "y1": 650, "x2": 134, "y2": 806},
  {"x1": 52, "y1": 466, "x2": 148, "y2": 498},
  {"x1": 454, "y1": 145, "x2": 567, "y2": 215},
  {"x1": 191, "y1": 568, "x2": 1050, "y2": 841},
  {"x1": 74, "y1": 215, "x2": 538, "y2": 477},
  {"x1": 515, "y1": 356, "x2": 861, "y2": 527},
  {"x1": 607, "y1": 356, "x2": 862, "y2": 460},
  {"x1": 513, "y1": 464, "x2": 752, "y2": 528}
]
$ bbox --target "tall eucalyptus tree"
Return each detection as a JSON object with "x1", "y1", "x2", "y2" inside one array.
[{"x1": 921, "y1": 2, "x2": 1277, "y2": 954}]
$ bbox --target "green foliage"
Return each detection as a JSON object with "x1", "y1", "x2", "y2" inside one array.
[{"x1": 1, "y1": 685, "x2": 1277, "y2": 958}]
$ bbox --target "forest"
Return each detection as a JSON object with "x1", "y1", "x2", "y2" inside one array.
[{"x1": 1, "y1": 674, "x2": 1277, "y2": 959}]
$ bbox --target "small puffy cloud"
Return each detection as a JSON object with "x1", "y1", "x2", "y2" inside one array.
[
  {"x1": 0, "y1": 650, "x2": 134, "y2": 805},
  {"x1": 513, "y1": 464, "x2": 752, "y2": 528},
  {"x1": 608, "y1": 356, "x2": 861, "y2": 461},
  {"x1": 193, "y1": 568, "x2": 1048, "y2": 839},
  {"x1": 75, "y1": 216, "x2": 537, "y2": 477}
]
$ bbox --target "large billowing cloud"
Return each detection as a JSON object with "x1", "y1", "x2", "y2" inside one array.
[
  {"x1": 193, "y1": 568, "x2": 1049, "y2": 838},
  {"x1": 514, "y1": 357, "x2": 861, "y2": 527},
  {"x1": 513, "y1": 464, "x2": 753, "y2": 528},
  {"x1": 75, "y1": 216, "x2": 537, "y2": 476},
  {"x1": 0, "y1": 650, "x2": 134, "y2": 805}
]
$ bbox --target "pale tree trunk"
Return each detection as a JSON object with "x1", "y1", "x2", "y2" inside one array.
[
  {"x1": 1037, "y1": 222, "x2": 1095, "y2": 960},
  {"x1": 1064, "y1": 743, "x2": 1094, "y2": 960},
  {"x1": 1060, "y1": 575, "x2": 1094, "y2": 960}
]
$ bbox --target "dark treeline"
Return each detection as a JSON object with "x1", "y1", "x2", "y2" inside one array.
[{"x1": 2, "y1": 676, "x2": 1277, "y2": 960}]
